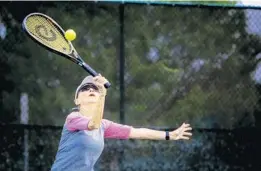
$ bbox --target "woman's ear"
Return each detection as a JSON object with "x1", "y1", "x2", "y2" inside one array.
[{"x1": 74, "y1": 98, "x2": 79, "y2": 105}]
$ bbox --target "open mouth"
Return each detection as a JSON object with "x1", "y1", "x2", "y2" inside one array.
[{"x1": 89, "y1": 93, "x2": 96, "y2": 97}]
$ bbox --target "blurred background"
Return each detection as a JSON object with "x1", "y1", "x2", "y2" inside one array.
[{"x1": 1, "y1": 1, "x2": 261, "y2": 171}]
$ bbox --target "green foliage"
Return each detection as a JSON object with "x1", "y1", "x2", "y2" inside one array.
[
  {"x1": 123, "y1": 6, "x2": 258, "y2": 128},
  {"x1": 0, "y1": 2, "x2": 260, "y2": 128}
]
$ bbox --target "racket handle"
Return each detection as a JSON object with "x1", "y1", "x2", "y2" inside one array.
[
  {"x1": 104, "y1": 82, "x2": 111, "y2": 89},
  {"x1": 81, "y1": 62, "x2": 111, "y2": 89}
]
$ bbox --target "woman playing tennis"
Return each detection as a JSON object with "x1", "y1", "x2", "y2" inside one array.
[{"x1": 51, "y1": 75, "x2": 192, "y2": 171}]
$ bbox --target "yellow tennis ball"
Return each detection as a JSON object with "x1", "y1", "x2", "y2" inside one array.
[{"x1": 65, "y1": 29, "x2": 76, "y2": 41}]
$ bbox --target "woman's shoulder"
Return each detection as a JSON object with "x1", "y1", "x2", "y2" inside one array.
[
  {"x1": 65, "y1": 112, "x2": 90, "y2": 122},
  {"x1": 67, "y1": 111, "x2": 81, "y2": 118},
  {"x1": 66, "y1": 111, "x2": 92, "y2": 118},
  {"x1": 101, "y1": 118, "x2": 113, "y2": 129},
  {"x1": 101, "y1": 118, "x2": 113, "y2": 124}
]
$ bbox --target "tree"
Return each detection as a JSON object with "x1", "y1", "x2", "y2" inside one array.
[
  {"x1": 2, "y1": 2, "x2": 121, "y2": 125},
  {"x1": 123, "y1": 5, "x2": 259, "y2": 128},
  {"x1": 1, "y1": 2, "x2": 260, "y2": 129}
]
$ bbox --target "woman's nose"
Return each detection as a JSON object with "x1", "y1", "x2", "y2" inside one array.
[{"x1": 88, "y1": 88, "x2": 94, "y2": 92}]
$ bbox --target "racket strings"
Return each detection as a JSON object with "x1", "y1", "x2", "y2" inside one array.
[
  {"x1": 28, "y1": 16, "x2": 68, "y2": 52},
  {"x1": 35, "y1": 16, "x2": 67, "y2": 52},
  {"x1": 25, "y1": 15, "x2": 71, "y2": 54}
]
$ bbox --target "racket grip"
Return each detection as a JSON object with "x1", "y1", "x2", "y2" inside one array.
[
  {"x1": 104, "y1": 82, "x2": 111, "y2": 89},
  {"x1": 82, "y1": 62, "x2": 111, "y2": 89}
]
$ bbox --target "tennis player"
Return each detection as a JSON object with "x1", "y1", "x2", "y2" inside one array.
[{"x1": 51, "y1": 75, "x2": 192, "y2": 171}]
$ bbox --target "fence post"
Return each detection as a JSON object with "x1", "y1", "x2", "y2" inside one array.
[
  {"x1": 20, "y1": 93, "x2": 29, "y2": 171},
  {"x1": 118, "y1": 4, "x2": 125, "y2": 171},
  {"x1": 119, "y1": 4, "x2": 125, "y2": 125}
]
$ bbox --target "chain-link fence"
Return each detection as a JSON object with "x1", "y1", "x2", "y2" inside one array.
[
  {"x1": 1, "y1": 2, "x2": 260, "y2": 128},
  {"x1": 1, "y1": 1, "x2": 261, "y2": 171},
  {"x1": 1, "y1": 124, "x2": 261, "y2": 171}
]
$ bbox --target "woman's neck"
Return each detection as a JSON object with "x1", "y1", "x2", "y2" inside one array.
[{"x1": 79, "y1": 103, "x2": 98, "y2": 117}]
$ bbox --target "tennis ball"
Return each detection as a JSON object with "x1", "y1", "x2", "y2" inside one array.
[{"x1": 65, "y1": 29, "x2": 76, "y2": 41}]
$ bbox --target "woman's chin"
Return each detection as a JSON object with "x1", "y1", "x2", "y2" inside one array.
[{"x1": 85, "y1": 99, "x2": 99, "y2": 103}]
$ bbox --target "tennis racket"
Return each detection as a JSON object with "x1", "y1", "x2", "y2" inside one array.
[{"x1": 22, "y1": 12, "x2": 111, "y2": 88}]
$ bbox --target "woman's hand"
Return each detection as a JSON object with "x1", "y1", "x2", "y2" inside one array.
[
  {"x1": 93, "y1": 74, "x2": 108, "y2": 96},
  {"x1": 170, "y1": 123, "x2": 192, "y2": 140}
]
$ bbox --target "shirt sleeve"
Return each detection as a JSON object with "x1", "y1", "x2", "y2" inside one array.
[
  {"x1": 102, "y1": 119, "x2": 132, "y2": 139},
  {"x1": 65, "y1": 112, "x2": 90, "y2": 131}
]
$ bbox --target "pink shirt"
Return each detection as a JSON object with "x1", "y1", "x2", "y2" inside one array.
[
  {"x1": 51, "y1": 112, "x2": 132, "y2": 171},
  {"x1": 65, "y1": 112, "x2": 132, "y2": 139}
]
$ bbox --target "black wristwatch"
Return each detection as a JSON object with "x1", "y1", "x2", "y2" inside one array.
[{"x1": 165, "y1": 131, "x2": 170, "y2": 140}]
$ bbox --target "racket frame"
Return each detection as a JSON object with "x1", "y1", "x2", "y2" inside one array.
[{"x1": 22, "y1": 12, "x2": 111, "y2": 88}]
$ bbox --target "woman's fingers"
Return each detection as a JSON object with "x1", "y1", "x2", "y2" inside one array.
[{"x1": 183, "y1": 132, "x2": 192, "y2": 136}]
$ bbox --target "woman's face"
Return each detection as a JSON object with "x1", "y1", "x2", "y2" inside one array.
[{"x1": 75, "y1": 84, "x2": 100, "y2": 105}]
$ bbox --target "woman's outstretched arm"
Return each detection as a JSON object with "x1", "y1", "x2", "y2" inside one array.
[{"x1": 129, "y1": 123, "x2": 192, "y2": 140}]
